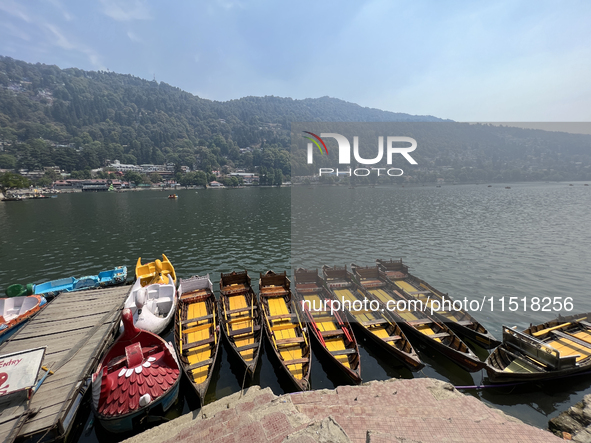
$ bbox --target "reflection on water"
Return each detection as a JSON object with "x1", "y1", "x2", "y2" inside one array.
[{"x1": 1, "y1": 183, "x2": 591, "y2": 440}]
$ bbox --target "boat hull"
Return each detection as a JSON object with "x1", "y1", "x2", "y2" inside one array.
[
  {"x1": 219, "y1": 271, "x2": 263, "y2": 376},
  {"x1": 486, "y1": 316, "x2": 591, "y2": 383},
  {"x1": 259, "y1": 271, "x2": 311, "y2": 392},
  {"x1": 442, "y1": 319, "x2": 500, "y2": 349},
  {"x1": 174, "y1": 275, "x2": 220, "y2": 405},
  {"x1": 0, "y1": 295, "x2": 47, "y2": 341},
  {"x1": 97, "y1": 378, "x2": 180, "y2": 433},
  {"x1": 307, "y1": 330, "x2": 361, "y2": 384},
  {"x1": 92, "y1": 309, "x2": 181, "y2": 434},
  {"x1": 400, "y1": 322, "x2": 485, "y2": 372},
  {"x1": 353, "y1": 321, "x2": 424, "y2": 371},
  {"x1": 376, "y1": 259, "x2": 499, "y2": 348}
]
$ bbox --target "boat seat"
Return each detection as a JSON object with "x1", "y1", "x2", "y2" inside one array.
[
  {"x1": 226, "y1": 306, "x2": 258, "y2": 315},
  {"x1": 455, "y1": 320, "x2": 473, "y2": 326},
  {"x1": 145, "y1": 299, "x2": 158, "y2": 316},
  {"x1": 268, "y1": 314, "x2": 297, "y2": 321},
  {"x1": 321, "y1": 329, "x2": 344, "y2": 337},
  {"x1": 330, "y1": 348, "x2": 356, "y2": 356},
  {"x1": 226, "y1": 317, "x2": 253, "y2": 324},
  {"x1": 361, "y1": 319, "x2": 388, "y2": 327},
  {"x1": 183, "y1": 314, "x2": 213, "y2": 325},
  {"x1": 271, "y1": 323, "x2": 297, "y2": 332},
  {"x1": 187, "y1": 358, "x2": 213, "y2": 371},
  {"x1": 229, "y1": 325, "x2": 261, "y2": 337},
  {"x1": 21, "y1": 297, "x2": 37, "y2": 310},
  {"x1": 183, "y1": 337, "x2": 215, "y2": 353},
  {"x1": 183, "y1": 323, "x2": 212, "y2": 334},
  {"x1": 579, "y1": 321, "x2": 591, "y2": 329},
  {"x1": 428, "y1": 332, "x2": 450, "y2": 339},
  {"x1": 552, "y1": 331, "x2": 591, "y2": 350},
  {"x1": 276, "y1": 337, "x2": 305, "y2": 345},
  {"x1": 283, "y1": 357, "x2": 309, "y2": 366},
  {"x1": 407, "y1": 319, "x2": 431, "y2": 326},
  {"x1": 383, "y1": 335, "x2": 401, "y2": 342},
  {"x1": 155, "y1": 297, "x2": 173, "y2": 315},
  {"x1": 235, "y1": 342, "x2": 260, "y2": 352}
]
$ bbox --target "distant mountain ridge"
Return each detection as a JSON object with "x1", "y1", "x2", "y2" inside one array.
[
  {"x1": 0, "y1": 55, "x2": 590, "y2": 184},
  {"x1": 0, "y1": 55, "x2": 444, "y2": 178}
]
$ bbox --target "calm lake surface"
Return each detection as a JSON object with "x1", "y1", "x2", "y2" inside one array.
[{"x1": 1, "y1": 183, "x2": 590, "y2": 441}]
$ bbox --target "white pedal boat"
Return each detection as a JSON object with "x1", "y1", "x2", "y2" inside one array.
[{"x1": 121, "y1": 275, "x2": 177, "y2": 335}]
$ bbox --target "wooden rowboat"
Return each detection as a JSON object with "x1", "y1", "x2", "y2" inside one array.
[
  {"x1": 92, "y1": 308, "x2": 181, "y2": 434},
  {"x1": 294, "y1": 268, "x2": 361, "y2": 384},
  {"x1": 136, "y1": 254, "x2": 177, "y2": 287},
  {"x1": 219, "y1": 270, "x2": 263, "y2": 375},
  {"x1": 322, "y1": 265, "x2": 424, "y2": 371},
  {"x1": 377, "y1": 258, "x2": 499, "y2": 348},
  {"x1": 350, "y1": 264, "x2": 484, "y2": 372},
  {"x1": 174, "y1": 275, "x2": 220, "y2": 404},
  {"x1": 486, "y1": 314, "x2": 591, "y2": 383},
  {"x1": 259, "y1": 271, "x2": 311, "y2": 391}
]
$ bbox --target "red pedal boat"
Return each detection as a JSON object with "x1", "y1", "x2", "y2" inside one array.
[{"x1": 91, "y1": 308, "x2": 181, "y2": 433}]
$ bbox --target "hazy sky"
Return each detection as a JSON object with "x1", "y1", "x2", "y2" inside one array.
[{"x1": 1, "y1": 0, "x2": 591, "y2": 121}]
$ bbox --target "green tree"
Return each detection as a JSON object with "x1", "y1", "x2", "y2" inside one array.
[
  {"x1": 148, "y1": 172, "x2": 162, "y2": 183},
  {"x1": 124, "y1": 171, "x2": 143, "y2": 185},
  {"x1": 0, "y1": 172, "x2": 30, "y2": 190},
  {"x1": 0, "y1": 154, "x2": 16, "y2": 169},
  {"x1": 274, "y1": 169, "x2": 283, "y2": 186}
]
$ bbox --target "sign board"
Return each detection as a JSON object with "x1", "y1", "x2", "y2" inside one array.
[{"x1": 0, "y1": 347, "x2": 46, "y2": 397}]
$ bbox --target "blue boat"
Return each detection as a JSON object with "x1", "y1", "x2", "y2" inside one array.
[
  {"x1": 33, "y1": 266, "x2": 127, "y2": 298},
  {"x1": 98, "y1": 266, "x2": 127, "y2": 286}
]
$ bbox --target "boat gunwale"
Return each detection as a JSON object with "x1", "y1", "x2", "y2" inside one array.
[
  {"x1": 174, "y1": 277, "x2": 220, "y2": 403},
  {"x1": 293, "y1": 267, "x2": 362, "y2": 384},
  {"x1": 486, "y1": 315, "x2": 591, "y2": 383},
  {"x1": 376, "y1": 258, "x2": 500, "y2": 348},
  {"x1": 218, "y1": 270, "x2": 263, "y2": 375},
  {"x1": 350, "y1": 263, "x2": 485, "y2": 372},
  {"x1": 259, "y1": 270, "x2": 311, "y2": 392},
  {"x1": 321, "y1": 264, "x2": 425, "y2": 371}
]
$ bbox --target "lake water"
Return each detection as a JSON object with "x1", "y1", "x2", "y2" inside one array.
[{"x1": 1, "y1": 183, "x2": 590, "y2": 441}]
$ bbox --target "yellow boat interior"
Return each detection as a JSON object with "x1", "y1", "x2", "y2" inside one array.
[
  {"x1": 219, "y1": 271, "x2": 261, "y2": 369},
  {"x1": 494, "y1": 318, "x2": 591, "y2": 375},
  {"x1": 324, "y1": 265, "x2": 415, "y2": 354},
  {"x1": 175, "y1": 277, "x2": 219, "y2": 399},
  {"x1": 294, "y1": 269, "x2": 359, "y2": 378},
  {"x1": 260, "y1": 271, "x2": 309, "y2": 388},
  {"x1": 136, "y1": 254, "x2": 177, "y2": 286},
  {"x1": 351, "y1": 264, "x2": 453, "y2": 346}
]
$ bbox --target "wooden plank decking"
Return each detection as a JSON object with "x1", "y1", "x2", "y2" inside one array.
[{"x1": 0, "y1": 285, "x2": 129, "y2": 441}]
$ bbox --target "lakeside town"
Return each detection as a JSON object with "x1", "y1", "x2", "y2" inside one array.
[{"x1": 0, "y1": 159, "x2": 293, "y2": 197}]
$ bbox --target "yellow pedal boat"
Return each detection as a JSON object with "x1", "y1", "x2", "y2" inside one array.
[{"x1": 136, "y1": 254, "x2": 177, "y2": 287}]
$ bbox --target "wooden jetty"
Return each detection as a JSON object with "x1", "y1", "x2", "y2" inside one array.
[{"x1": 0, "y1": 285, "x2": 129, "y2": 442}]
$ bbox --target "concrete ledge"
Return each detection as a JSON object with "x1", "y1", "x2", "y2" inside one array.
[{"x1": 124, "y1": 378, "x2": 562, "y2": 443}]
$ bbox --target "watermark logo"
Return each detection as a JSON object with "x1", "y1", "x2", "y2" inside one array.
[
  {"x1": 302, "y1": 132, "x2": 328, "y2": 156},
  {"x1": 303, "y1": 131, "x2": 418, "y2": 177}
]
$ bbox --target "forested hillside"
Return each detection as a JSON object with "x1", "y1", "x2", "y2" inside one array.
[
  {"x1": 1, "y1": 55, "x2": 590, "y2": 184},
  {"x1": 0, "y1": 56, "x2": 439, "y2": 181}
]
